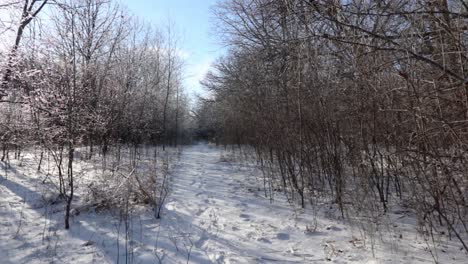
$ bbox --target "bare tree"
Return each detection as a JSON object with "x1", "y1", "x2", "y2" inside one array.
[{"x1": 1, "y1": 0, "x2": 48, "y2": 99}]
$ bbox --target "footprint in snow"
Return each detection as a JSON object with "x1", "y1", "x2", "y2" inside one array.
[
  {"x1": 257, "y1": 237, "x2": 272, "y2": 243},
  {"x1": 276, "y1": 233, "x2": 290, "y2": 240},
  {"x1": 326, "y1": 225, "x2": 342, "y2": 231},
  {"x1": 195, "y1": 208, "x2": 205, "y2": 216},
  {"x1": 239, "y1": 213, "x2": 251, "y2": 221}
]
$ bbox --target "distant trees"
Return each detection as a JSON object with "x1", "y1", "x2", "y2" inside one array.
[
  {"x1": 0, "y1": 0, "x2": 191, "y2": 229},
  {"x1": 203, "y1": 0, "x2": 468, "y2": 251}
]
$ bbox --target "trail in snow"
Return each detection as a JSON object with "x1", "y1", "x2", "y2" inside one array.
[
  {"x1": 159, "y1": 143, "x2": 323, "y2": 263},
  {"x1": 157, "y1": 144, "x2": 385, "y2": 263}
]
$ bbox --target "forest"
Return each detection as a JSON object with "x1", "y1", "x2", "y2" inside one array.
[
  {"x1": 199, "y1": 0, "x2": 468, "y2": 253},
  {"x1": 0, "y1": 0, "x2": 467, "y2": 263}
]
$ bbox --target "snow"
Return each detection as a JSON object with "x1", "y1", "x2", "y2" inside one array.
[{"x1": 0, "y1": 143, "x2": 467, "y2": 263}]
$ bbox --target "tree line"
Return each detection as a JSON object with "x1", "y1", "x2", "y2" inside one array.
[
  {"x1": 200, "y1": 0, "x2": 468, "y2": 251},
  {"x1": 0, "y1": 0, "x2": 191, "y2": 229}
]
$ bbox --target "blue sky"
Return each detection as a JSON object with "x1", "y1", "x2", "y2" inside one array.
[{"x1": 121, "y1": 0, "x2": 223, "y2": 99}]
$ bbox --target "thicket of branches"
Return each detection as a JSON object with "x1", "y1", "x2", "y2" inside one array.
[
  {"x1": 0, "y1": 0, "x2": 191, "y2": 229},
  {"x1": 200, "y1": 0, "x2": 468, "y2": 251}
]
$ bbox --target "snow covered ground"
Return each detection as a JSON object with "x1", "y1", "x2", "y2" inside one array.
[{"x1": 0, "y1": 143, "x2": 466, "y2": 263}]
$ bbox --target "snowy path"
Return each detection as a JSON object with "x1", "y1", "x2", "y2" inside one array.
[{"x1": 158, "y1": 144, "x2": 365, "y2": 263}]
